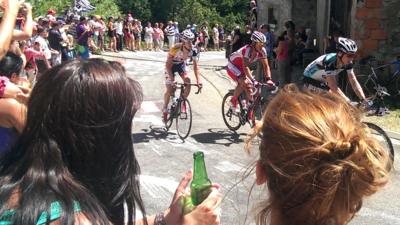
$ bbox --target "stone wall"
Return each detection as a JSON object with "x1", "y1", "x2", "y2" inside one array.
[
  {"x1": 257, "y1": 0, "x2": 292, "y2": 34},
  {"x1": 292, "y1": 0, "x2": 317, "y2": 32},
  {"x1": 352, "y1": 0, "x2": 400, "y2": 61}
]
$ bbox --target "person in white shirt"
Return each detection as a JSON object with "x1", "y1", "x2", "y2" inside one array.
[
  {"x1": 164, "y1": 21, "x2": 176, "y2": 49},
  {"x1": 212, "y1": 24, "x2": 219, "y2": 50},
  {"x1": 144, "y1": 22, "x2": 154, "y2": 51},
  {"x1": 114, "y1": 17, "x2": 124, "y2": 51},
  {"x1": 33, "y1": 26, "x2": 55, "y2": 75}
]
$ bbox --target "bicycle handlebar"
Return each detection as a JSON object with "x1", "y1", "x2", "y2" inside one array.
[
  {"x1": 250, "y1": 80, "x2": 279, "y2": 95},
  {"x1": 173, "y1": 82, "x2": 202, "y2": 94}
]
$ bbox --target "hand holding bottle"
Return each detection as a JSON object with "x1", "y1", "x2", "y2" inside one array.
[{"x1": 164, "y1": 169, "x2": 221, "y2": 225}]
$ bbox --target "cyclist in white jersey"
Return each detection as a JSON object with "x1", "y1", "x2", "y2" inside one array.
[
  {"x1": 303, "y1": 37, "x2": 366, "y2": 102},
  {"x1": 162, "y1": 30, "x2": 201, "y2": 122}
]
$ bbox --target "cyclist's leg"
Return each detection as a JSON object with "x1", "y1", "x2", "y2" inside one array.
[
  {"x1": 227, "y1": 63, "x2": 243, "y2": 105},
  {"x1": 239, "y1": 76, "x2": 254, "y2": 102},
  {"x1": 182, "y1": 75, "x2": 191, "y2": 98},
  {"x1": 163, "y1": 71, "x2": 175, "y2": 111},
  {"x1": 179, "y1": 63, "x2": 191, "y2": 98}
]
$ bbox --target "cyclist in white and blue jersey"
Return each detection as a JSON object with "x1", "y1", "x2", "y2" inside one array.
[{"x1": 303, "y1": 37, "x2": 366, "y2": 102}]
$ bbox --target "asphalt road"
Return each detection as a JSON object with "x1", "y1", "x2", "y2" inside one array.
[{"x1": 100, "y1": 51, "x2": 400, "y2": 225}]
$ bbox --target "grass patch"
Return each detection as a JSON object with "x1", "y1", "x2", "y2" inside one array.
[{"x1": 363, "y1": 108, "x2": 400, "y2": 132}]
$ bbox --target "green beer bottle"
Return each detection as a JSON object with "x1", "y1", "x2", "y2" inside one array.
[{"x1": 190, "y1": 151, "x2": 212, "y2": 206}]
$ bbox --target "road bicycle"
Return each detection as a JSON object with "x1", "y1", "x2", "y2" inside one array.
[
  {"x1": 165, "y1": 82, "x2": 202, "y2": 140},
  {"x1": 222, "y1": 80, "x2": 279, "y2": 131},
  {"x1": 345, "y1": 56, "x2": 400, "y2": 116},
  {"x1": 363, "y1": 122, "x2": 395, "y2": 166},
  {"x1": 351, "y1": 102, "x2": 395, "y2": 165}
]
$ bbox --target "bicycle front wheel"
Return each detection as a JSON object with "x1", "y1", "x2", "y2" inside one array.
[
  {"x1": 364, "y1": 122, "x2": 395, "y2": 168},
  {"x1": 222, "y1": 92, "x2": 242, "y2": 131},
  {"x1": 165, "y1": 105, "x2": 175, "y2": 130},
  {"x1": 176, "y1": 98, "x2": 192, "y2": 139}
]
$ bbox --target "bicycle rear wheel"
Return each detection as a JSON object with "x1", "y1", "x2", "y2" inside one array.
[
  {"x1": 364, "y1": 122, "x2": 395, "y2": 167},
  {"x1": 222, "y1": 92, "x2": 242, "y2": 131},
  {"x1": 176, "y1": 98, "x2": 192, "y2": 139}
]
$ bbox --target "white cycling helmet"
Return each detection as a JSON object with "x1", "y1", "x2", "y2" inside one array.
[
  {"x1": 251, "y1": 31, "x2": 266, "y2": 43},
  {"x1": 337, "y1": 37, "x2": 358, "y2": 54},
  {"x1": 181, "y1": 30, "x2": 195, "y2": 42}
]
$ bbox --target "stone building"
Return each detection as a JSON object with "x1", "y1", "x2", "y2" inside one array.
[{"x1": 257, "y1": 0, "x2": 400, "y2": 61}]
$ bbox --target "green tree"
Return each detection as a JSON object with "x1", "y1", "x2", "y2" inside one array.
[
  {"x1": 116, "y1": 0, "x2": 151, "y2": 22},
  {"x1": 175, "y1": 0, "x2": 248, "y2": 31},
  {"x1": 28, "y1": 0, "x2": 249, "y2": 31},
  {"x1": 30, "y1": 0, "x2": 121, "y2": 18},
  {"x1": 149, "y1": 0, "x2": 181, "y2": 22}
]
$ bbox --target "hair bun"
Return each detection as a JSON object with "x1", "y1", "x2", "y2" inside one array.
[{"x1": 324, "y1": 140, "x2": 354, "y2": 160}]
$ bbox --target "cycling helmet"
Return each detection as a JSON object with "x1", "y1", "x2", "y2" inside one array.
[
  {"x1": 251, "y1": 31, "x2": 266, "y2": 43},
  {"x1": 337, "y1": 37, "x2": 358, "y2": 54},
  {"x1": 181, "y1": 30, "x2": 195, "y2": 42}
]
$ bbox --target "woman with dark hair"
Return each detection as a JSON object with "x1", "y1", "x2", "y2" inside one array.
[
  {"x1": 0, "y1": 52, "x2": 26, "y2": 154},
  {"x1": 0, "y1": 58, "x2": 220, "y2": 225},
  {"x1": 231, "y1": 26, "x2": 242, "y2": 53},
  {"x1": 107, "y1": 17, "x2": 117, "y2": 52},
  {"x1": 0, "y1": 52, "x2": 24, "y2": 84}
]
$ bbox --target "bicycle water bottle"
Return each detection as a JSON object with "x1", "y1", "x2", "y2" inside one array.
[
  {"x1": 191, "y1": 151, "x2": 212, "y2": 206},
  {"x1": 170, "y1": 96, "x2": 178, "y2": 108}
]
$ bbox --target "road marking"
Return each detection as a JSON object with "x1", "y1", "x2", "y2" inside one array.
[
  {"x1": 358, "y1": 207, "x2": 400, "y2": 223},
  {"x1": 140, "y1": 101, "x2": 160, "y2": 113},
  {"x1": 134, "y1": 115, "x2": 164, "y2": 126},
  {"x1": 140, "y1": 175, "x2": 178, "y2": 198},
  {"x1": 143, "y1": 143, "x2": 162, "y2": 156},
  {"x1": 214, "y1": 161, "x2": 244, "y2": 173}
]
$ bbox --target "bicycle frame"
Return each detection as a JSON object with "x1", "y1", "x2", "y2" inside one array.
[
  {"x1": 237, "y1": 82, "x2": 278, "y2": 126},
  {"x1": 167, "y1": 83, "x2": 201, "y2": 120},
  {"x1": 364, "y1": 59, "x2": 400, "y2": 96}
]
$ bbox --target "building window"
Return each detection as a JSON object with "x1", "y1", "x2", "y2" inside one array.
[{"x1": 268, "y1": 7, "x2": 277, "y2": 24}]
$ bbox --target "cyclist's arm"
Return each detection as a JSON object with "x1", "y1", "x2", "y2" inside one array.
[
  {"x1": 260, "y1": 58, "x2": 272, "y2": 79},
  {"x1": 242, "y1": 57, "x2": 254, "y2": 79},
  {"x1": 192, "y1": 59, "x2": 201, "y2": 85},
  {"x1": 326, "y1": 76, "x2": 351, "y2": 102},
  {"x1": 347, "y1": 71, "x2": 366, "y2": 101},
  {"x1": 165, "y1": 56, "x2": 174, "y2": 80}
]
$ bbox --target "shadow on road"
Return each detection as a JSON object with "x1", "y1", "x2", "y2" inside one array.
[
  {"x1": 190, "y1": 128, "x2": 248, "y2": 146},
  {"x1": 132, "y1": 126, "x2": 184, "y2": 144}
]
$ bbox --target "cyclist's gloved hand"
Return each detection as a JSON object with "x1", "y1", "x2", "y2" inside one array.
[
  {"x1": 266, "y1": 79, "x2": 275, "y2": 87},
  {"x1": 360, "y1": 99, "x2": 371, "y2": 110},
  {"x1": 251, "y1": 79, "x2": 259, "y2": 87}
]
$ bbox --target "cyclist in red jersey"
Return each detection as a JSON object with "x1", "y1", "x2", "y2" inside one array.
[{"x1": 227, "y1": 31, "x2": 273, "y2": 108}]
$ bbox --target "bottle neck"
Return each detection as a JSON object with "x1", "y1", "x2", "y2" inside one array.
[{"x1": 193, "y1": 152, "x2": 209, "y2": 182}]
